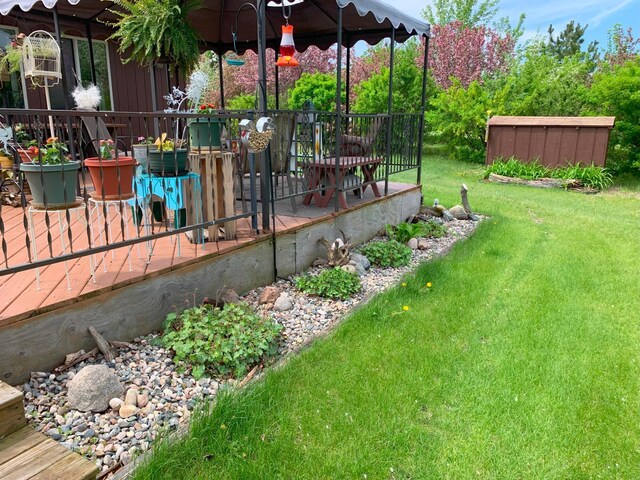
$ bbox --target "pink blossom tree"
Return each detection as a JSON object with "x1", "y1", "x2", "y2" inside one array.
[
  {"x1": 417, "y1": 20, "x2": 515, "y2": 89},
  {"x1": 604, "y1": 24, "x2": 640, "y2": 67}
]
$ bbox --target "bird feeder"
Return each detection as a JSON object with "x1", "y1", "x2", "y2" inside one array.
[
  {"x1": 276, "y1": 24, "x2": 298, "y2": 67},
  {"x1": 240, "y1": 117, "x2": 275, "y2": 153}
]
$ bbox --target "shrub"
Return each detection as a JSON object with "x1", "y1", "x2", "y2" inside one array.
[
  {"x1": 162, "y1": 303, "x2": 282, "y2": 379},
  {"x1": 386, "y1": 221, "x2": 446, "y2": 243},
  {"x1": 295, "y1": 267, "x2": 361, "y2": 300},
  {"x1": 288, "y1": 73, "x2": 345, "y2": 112},
  {"x1": 361, "y1": 240, "x2": 412, "y2": 268}
]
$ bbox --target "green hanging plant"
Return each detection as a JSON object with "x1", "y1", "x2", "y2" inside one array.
[{"x1": 107, "y1": 0, "x2": 202, "y2": 73}]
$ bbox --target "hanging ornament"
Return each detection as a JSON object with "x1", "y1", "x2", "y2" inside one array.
[{"x1": 276, "y1": 24, "x2": 299, "y2": 67}]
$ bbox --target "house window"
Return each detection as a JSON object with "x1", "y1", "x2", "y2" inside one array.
[
  {"x1": 50, "y1": 36, "x2": 114, "y2": 110},
  {"x1": 0, "y1": 26, "x2": 26, "y2": 108}
]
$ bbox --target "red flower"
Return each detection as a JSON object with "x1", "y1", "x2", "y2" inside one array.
[{"x1": 199, "y1": 104, "x2": 207, "y2": 110}]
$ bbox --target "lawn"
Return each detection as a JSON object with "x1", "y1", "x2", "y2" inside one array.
[{"x1": 134, "y1": 150, "x2": 640, "y2": 479}]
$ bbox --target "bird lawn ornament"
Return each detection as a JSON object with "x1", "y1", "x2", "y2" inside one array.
[{"x1": 239, "y1": 117, "x2": 276, "y2": 153}]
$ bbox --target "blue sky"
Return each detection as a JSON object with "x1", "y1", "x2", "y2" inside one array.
[{"x1": 394, "y1": 0, "x2": 640, "y2": 49}]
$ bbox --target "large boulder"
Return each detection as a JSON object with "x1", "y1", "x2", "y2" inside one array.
[
  {"x1": 66, "y1": 365, "x2": 123, "y2": 412},
  {"x1": 448, "y1": 205, "x2": 469, "y2": 220},
  {"x1": 350, "y1": 253, "x2": 371, "y2": 270}
]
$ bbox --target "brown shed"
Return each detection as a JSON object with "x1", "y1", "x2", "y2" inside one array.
[{"x1": 486, "y1": 116, "x2": 616, "y2": 168}]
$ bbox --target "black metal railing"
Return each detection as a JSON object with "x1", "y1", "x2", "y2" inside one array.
[{"x1": 0, "y1": 108, "x2": 421, "y2": 278}]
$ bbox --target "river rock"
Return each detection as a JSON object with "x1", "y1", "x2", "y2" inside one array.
[
  {"x1": 109, "y1": 398, "x2": 123, "y2": 410},
  {"x1": 340, "y1": 265, "x2": 358, "y2": 275},
  {"x1": 448, "y1": 205, "x2": 469, "y2": 220},
  {"x1": 417, "y1": 238, "x2": 429, "y2": 250},
  {"x1": 137, "y1": 394, "x2": 149, "y2": 409},
  {"x1": 259, "y1": 286, "x2": 280, "y2": 305},
  {"x1": 273, "y1": 294, "x2": 293, "y2": 312},
  {"x1": 350, "y1": 253, "x2": 371, "y2": 270},
  {"x1": 66, "y1": 365, "x2": 123, "y2": 413},
  {"x1": 119, "y1": 404, "x2": 138, "y2": 418},
  {"x1": 407, "y1": 238, "x2": 419, "y2": 249},
  {"x1": 124, "y1": 388, "x2": 138, "y2": 407},
  {"x1": 348, "y1": 260, "x2": 366, "y2": 276}
]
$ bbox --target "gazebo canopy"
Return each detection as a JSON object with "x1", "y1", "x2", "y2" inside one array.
[{"x1": 0, "y1": 0, "x2": 430, "y2": 53}]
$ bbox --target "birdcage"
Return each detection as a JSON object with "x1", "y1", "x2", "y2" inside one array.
[{"x1": 22, "y1": 30, "x2": 61, "y2": 82}]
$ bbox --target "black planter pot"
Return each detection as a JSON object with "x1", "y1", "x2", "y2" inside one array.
[{"x1": 147, "y1": 148, "x2": 189, "y2": 176}]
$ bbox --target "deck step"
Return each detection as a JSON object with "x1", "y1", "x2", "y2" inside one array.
[
  {"x1": 0, "y1": 381, "x2": 98, "y2": 480},
  {"x1": 0, "y1": 427, "x2": 98, "y2": 480},
  {"x1": 0, "y1": 381, "x2": 26, "y2": 438}
]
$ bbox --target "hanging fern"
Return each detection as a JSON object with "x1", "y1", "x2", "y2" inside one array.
[{"x1": 107, "y1": 0, "x2": 202, "y2": 72}]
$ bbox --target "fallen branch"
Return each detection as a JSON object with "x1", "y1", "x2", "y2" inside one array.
[
  {"x1": 54, "y1": 348, "x2": 99, "y2": 373},
  {"x1": 89, "y1": 327, "x2": 117, "y2": 362},
  {"x1": 487, "y1": 173, "x2": 580, "y2": 189},
  {"x1": 110, "y1": 341, "x2": 136, "y2": 350},
  {"x1": 239, "y1": 364, "x2": 262, "y2": 388}
]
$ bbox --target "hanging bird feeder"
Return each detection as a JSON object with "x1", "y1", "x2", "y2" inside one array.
[
  {"x1": 225, "y1": 31, "x2": 246, "y2": 67},
  {"x1": 240, "y1": 117, "x2": 275, "y2": 153},
  {"x1": 276, "y1": 24, "x2": 299, "y2": 67}
]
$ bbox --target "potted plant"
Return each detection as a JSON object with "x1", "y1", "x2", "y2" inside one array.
[
  {"x1": 189, "y1": 103, "x2": 223, "y2": 149},
  {"x1": 131, "y1": 136, "x2": 155, "y2": 172},
  {"x1": 147, "y1": 134, "x2": 188, "y2": 176},
  {"x1": 107, "y1": 0, "x2": 201, "y2": 73},
  {"x1": 20, "y1": 137, "x2": 81, "y2": 208},
  {"x1": 84, "y1": 139, "x2": 136, "y2": 200}
]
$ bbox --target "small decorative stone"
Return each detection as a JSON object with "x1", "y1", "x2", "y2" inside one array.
[
  {"x1": 340, "y1": 265, "x2": 358, "y2": 275},
  {"x1": 119, "y1": 404, "x2": 138, "y2": 418},
  {"x1": 273, "y1": 294, "x2": 294, "y2": 312},
  {"x1": 259, "y1": 286, "x2": 280, "y2": 305},
  {"x1": 417, "y1": 238, "x2": 429, "y2": 250},
  {"x1": 137, "y1": 394, "x2": 149, "y2": 409},
  {"x1": 407, "y1": 238, "x2": 419, "y2": 249},
  {"x1": 109, "y1": 398, "x2": 123, "y2": 410},
  {"x1": 448, "y1": 205, "x2": 469, "y2": 220},
  {"x1": 124, "y1": 388, "x2": 138, "y2": 407}
]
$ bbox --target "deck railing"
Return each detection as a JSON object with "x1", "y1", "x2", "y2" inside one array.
[{"x1": 0, "y1": 108, "x2": 421, "y2": 277}]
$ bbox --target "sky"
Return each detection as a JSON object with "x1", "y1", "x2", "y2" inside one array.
[{"x1": 393, "y1": 0, "x2": 640, "y2": 49}]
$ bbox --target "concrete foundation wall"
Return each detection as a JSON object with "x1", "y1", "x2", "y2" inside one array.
[{"x1": 0, "y1": 187, "x2": 421, "y2": 385}]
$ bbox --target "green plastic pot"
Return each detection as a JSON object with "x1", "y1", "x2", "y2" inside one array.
[
  {"x1": 147, "y1": 148, "x2": 189, "y2": 176},
  {"x1": 188, "y1": 118, "x2": 223, "y2": 148},
  {"x1": 20, "y1": 161, "x2": 81, "y2": 209}
]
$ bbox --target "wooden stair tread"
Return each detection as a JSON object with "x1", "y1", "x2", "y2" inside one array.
[
  {"x1": 0, "y1": 382, "x2": 22, "y2": 409},
  {"x1": 0, "y1": 382, "x2": 26, "y2": 438},
  {"x1": 0, "y1": 428, "x2": 98, "y2": 480}
]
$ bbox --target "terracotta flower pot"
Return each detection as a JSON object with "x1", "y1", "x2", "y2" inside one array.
[
  {"x1": 84, "y1": 156, "x2": 136, "y2": 200},
  {"x1": 20, "y1": 161, "x2": 81, "y2": 209}
]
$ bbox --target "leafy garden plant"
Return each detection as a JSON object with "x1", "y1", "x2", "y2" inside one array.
[
  {"x1": 108, "y1": 0, "x2": 201, "y2": 73},
  {"x1": 162, "y1": 303, "x2": 282, "y2": 380},
  {"x1": 485, "y1": 157, "x2": 613, "y2": 189},
  {"x1": 360, "y1": 240, "x2": 412, "y2": 268},
  {"x1": 386, "y1": 221, "x2": 447, "y2": 243},
  {"x1": 295, "y1": 267, "x2": 361, "y2": 300},
  {"x1": 29, "y1": 137, "x2": 69, "y2": 165}
]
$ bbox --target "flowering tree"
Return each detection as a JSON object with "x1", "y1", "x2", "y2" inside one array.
[
  {"x1": 604, "y1": 24, "x2": 640, "y2": 67},
  {"x1": 419, "y1": 20, "x2": 515, "y2": 89},
  {"x1": 222, "y1": 46, "x2": 337, "y2": 102}
]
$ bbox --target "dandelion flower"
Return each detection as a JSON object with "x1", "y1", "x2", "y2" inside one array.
[
  {"x1": 401, "y1": 282, "x2": 407, "y2": 287},
  {"x1": 403, "y1": 305, "x2": 409, "y2": 311},
  {"x1": 426, "y1": 282, "x2": 432, "y2": 288}
]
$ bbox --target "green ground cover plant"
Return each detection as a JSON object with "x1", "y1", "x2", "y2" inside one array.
[
  {"x1": 134, "y1": 151, "x2": 640, "y2": 479},
  {"x1": 360, "y1": 239, "x2": 412, "y2": 267},
  {"x1": 294, "y1": 267, "x2": 361, "y2": 300},
  {"x1": 485, "y1": 157, "x2": 614, "y2": 189},
  {"x1": 162, "y1": 303, "x2": 281, "y2": 379}
]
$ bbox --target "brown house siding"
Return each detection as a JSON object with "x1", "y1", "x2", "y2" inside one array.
[{"x1": 486, "y1": 116, "x2": 616, "y2": 168}]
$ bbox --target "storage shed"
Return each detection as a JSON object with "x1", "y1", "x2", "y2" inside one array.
[{"x1": 486, "y1": 116, "x2": 616, "y2": 167}]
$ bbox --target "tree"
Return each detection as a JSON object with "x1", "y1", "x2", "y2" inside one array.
[
  {"x1": 588, "y1": 59, "x2": 640, "y2": 173},
  {"x1": 288, "y1": 73, "x2": 344, "y2": 112},
  {"x1": 422, "y1": 0, "x2": 499, "y2": 28},
  {"x1": 546, "y1": 21, "x2": 598, "y2": 65},
  {"x1": 422, "y1": 21, "x2": 516, "y2": 89},
  {"x1": 604, "y1": 24, "x2": 640, "y2": 67}
]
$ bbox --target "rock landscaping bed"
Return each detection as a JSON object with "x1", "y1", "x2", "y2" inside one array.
[{"x1": 18, "y1": 216, "x2": 480, "y2": 478}]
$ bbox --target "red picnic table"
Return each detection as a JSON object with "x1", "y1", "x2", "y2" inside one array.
[{"x1": 302, "y1": 156, "x2": 383, "y2": 209}]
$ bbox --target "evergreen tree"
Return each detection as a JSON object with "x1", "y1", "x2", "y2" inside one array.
[{"x1": 547, "y1": 21, "x2": 599, "y2": 64}]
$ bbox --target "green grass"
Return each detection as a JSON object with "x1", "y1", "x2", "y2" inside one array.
[{"x1": 134, "y1": 149, "x2": 640, "y2": 479}]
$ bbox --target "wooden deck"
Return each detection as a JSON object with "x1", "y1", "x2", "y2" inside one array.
[
  {"x1": 0, "y1": 182, "x2": 415, "y2": 326},
  {"x1": 0, "y1": 381, "x2": 98, "y2": 480}
]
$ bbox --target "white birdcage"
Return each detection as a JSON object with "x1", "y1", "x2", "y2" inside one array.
[{"x1": 22, "y1": 30, "x2": 61, "y2": 82}]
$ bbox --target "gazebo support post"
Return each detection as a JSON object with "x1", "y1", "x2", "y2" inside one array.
[
  {"x1": 257, "y1": 0, "x2": 271, "y2": 232},
  {"x1": 275, "y1": 49, "x2": 280, "y2": 110},
  {"x1": 52, "y1": 7, "x2": 69, "y2": 110},
  {"x1": 85, "y1": 21, "x2": 97, "y2": 86},
  {"x1": 345, "y1": 34, "x2": 350, "y2": 114},
  {"x1": 384, "y1": 27, "x2": 395, "y2": 196},
  {"x1": 218, "y1": 53, "x2": 225, "y2": 109},
  {"x1": 416, "y1": 36, "x2": 429, "y2": 185},
  {"x1": 334, "y1": 5, "x2": 343, "y2": 213}
]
